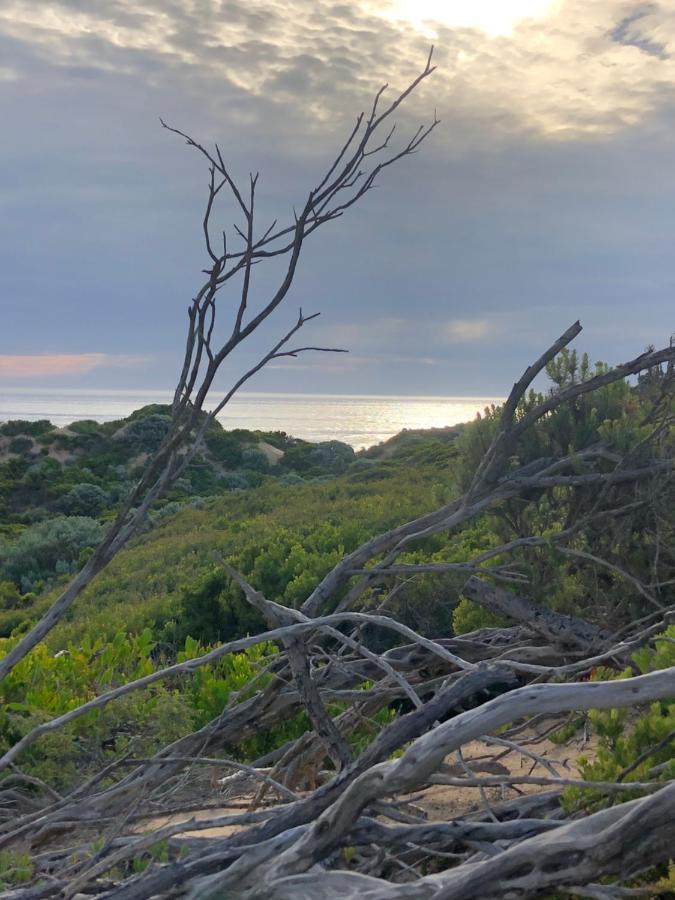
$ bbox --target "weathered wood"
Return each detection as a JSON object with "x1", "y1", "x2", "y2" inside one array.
[{"x1": 462, "y1": 577, "x2": 610, "y2": 648}]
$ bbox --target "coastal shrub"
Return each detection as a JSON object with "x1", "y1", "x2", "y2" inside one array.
[
  {"x1": 279, "y1": 473, "x2": 305, "y2": 486},
  {"x1": 282, "y1": 440, "x2": 355, "y2": 475},
  {"x1": 0, "y1": 420, "x2": 53, "y2": 438},
  {"x1": 0, "y1": 630, "x2": 195, "y2": 788},
  {"x1": 255, "y1": 430, "x2": 291, "y2": 450},
  {"x1": 58, "y1": 483, "x2": 110, "y2": 516},
  {"x1": 67, "y1": 419, "x2": 104, "y2": 435},
  {"x1": 1, "y1": 516, "x2": 104, "y2": 591},
  {"x1": 0, "y1": 630, "x2": 307, "y2": 786},
  {"x1": 204, "y1": 429, "x2": 243, "y2": 467},
  {"x1": 125, "y1": 404, "x2": 173, "y2": 423},
  {"x1": 169, "y1": 568, "x2": 265, "y2": 648},
  {"x1": 241, "y1": 447, "x2": 269, "y2": 472},
  {"x1": 177, "y1": 636, "x2": 308, "y2": 756},
  {"x1": 0, "y1": 581, "x2": 24, "y2": 610},
  {"x1": 452, "y1": 597, "x2": 507, "y2": 635},
  {"x1": 564, "y1": 627, "x2": 675, "y2": 813},
  {"x1": 0, "y1": 850, "x2": 34, "y2": 889},
  {"x1": 8, "y1": 437, "x2": 32, "y2": 455},
  {"x1": 219, "y1": 472, "x2": 250, "y2": 491},
  {"x1": 122, "y1": 414, "x2": 171, "y2": 451}
]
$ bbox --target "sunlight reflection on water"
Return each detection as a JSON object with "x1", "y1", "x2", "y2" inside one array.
[{"x1": 0, "y1": 389, "x2": 502, "y2": 449}]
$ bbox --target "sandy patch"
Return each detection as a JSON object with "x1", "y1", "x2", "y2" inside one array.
[
  {"x1": 136, "y1": 729, "x2": 596, "y2": 843},
  {"x1": 257, "y1": 441, "x2": 285, "y2": 465},
  {"x1": 415, "y1": 732, "x2": 595, "y2": 821},
  {"x1": 140, "y1": 804, "x2": 251, "y2": 840}
]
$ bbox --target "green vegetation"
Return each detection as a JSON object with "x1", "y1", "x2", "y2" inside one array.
[
  {"x1": 564, "y1": 626, "x2": 675, "y2": 812},
  {"x1": 0, "y1": 353, "x2": 672, "y2": 797},
  {"x1": 0, "y1": 405, "x2": 359, "y2": 596}
]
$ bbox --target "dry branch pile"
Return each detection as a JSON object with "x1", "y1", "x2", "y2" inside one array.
[{"x1": 1, "y1": 53, "x2": 674, "y2": 900}]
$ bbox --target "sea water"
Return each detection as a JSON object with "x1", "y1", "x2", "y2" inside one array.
[{"x1": 0, "y1": 388, "x2": 501, "y2": 450}]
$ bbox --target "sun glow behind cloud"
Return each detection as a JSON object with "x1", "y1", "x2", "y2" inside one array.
[
  {"x1": 372, "y1": 0, "x2": 559, "y2": 37},
  {"x1": 1, "y1": 1, "x2": 673, "y2": 139}
]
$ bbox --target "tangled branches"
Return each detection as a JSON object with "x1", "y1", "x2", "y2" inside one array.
[{"x1": 0, "y1": 323, "x2": 673, "y2": 899}]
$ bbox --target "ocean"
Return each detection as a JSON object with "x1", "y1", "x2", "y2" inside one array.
[{"x1": 0, "y1": 388, "x2": 502, "y2": 450}]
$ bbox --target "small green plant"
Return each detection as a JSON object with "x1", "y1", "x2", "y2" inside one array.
[
  {"x1": 563, "y1": 627, "x2": 675, "y2": 813},
  {"x1": 0, "y1": 850, "x2": 34, "y2": 887}
]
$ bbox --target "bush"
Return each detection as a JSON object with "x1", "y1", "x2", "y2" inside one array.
[
  {"x1": 0, "y1": 630, "x2": 195, "y2": 789},
  {"x1": 67, "y1": 419, "x2": 104, "y2": 435},
  {"x1": 1, "y1": 516, "x2": 104, "y2": 591},
  {"x1": 219, "y1": 472, "x2": 250, "y2": 491},
  {"x1": 279, "y1": 473, "x2": 305, "y2": 486},
  {"x1": 452, "y1": 597, "x2": 507, "y2": 635},
  {"x1": 241, "y1": 447, "x2": 269, "y2": 472},
  {"x1": 8, "y1": 437, "x2": 32, "y2": 455},
  {"x1": 0, "y1": 581, "x2": 24, "y2": 610},
  {"x1": 122, "y1": 415, "x2": 171, "y2": 452},
  {"x1": 564, "y1": 627, "x2": 675, "y2": 813},
  {"x1": 58, "y1": 483, "x2": 110, "y2": 517},
  {"x1": 204, "y1": 429, "x2": 244, "y2": 467},
  {"x1": 169, "y1": 568, "x2": 265, "y2": 648},
  {"x1": 0, "y1": 420, "x2": 53, "y2": 438},
  {"x1": 283, "y1": 440, "x2": 355, "y2": 475}
]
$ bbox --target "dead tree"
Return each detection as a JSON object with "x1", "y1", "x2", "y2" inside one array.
[{"x1": 0, "y1": 51, "x2": 439, "y2": 683}]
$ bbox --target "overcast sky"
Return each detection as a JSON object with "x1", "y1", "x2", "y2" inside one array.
[{"x1": 1, "y1": 1, "x2": 674, "y2": 397}]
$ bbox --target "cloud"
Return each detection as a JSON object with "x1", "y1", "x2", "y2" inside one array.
[
  {"x1": 2, "y1": 0, "x2": 675, "y2": 142},
  {"x1": 0, "y1": 353, "x2": 148, "y2": 379},
  {"x1": 0, "y1": 1, "x2": 673, "y2": 398},
  {"x1": 444, "y1": 318, "x2": 492, "y2": 342}
]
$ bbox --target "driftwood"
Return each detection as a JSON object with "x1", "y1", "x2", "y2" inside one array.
[{"x1": 462, "y1": 577, "x2": 611, "y2": 649}]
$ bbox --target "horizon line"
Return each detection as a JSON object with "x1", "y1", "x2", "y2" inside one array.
[{"x1": 1, "y1": 387, "x2": 505, "y2": 402}]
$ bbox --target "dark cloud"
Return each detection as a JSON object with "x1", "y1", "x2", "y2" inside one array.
[{"x1": 0, "y1": 1, "x2": 674, "y2": 395}]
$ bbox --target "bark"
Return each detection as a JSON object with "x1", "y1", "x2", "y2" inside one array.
[{"x1": 462, "y1": 576, "x2": 611, "y2": 649}]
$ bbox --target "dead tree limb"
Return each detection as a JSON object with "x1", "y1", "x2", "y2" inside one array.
[{"x1": 0, "y1": 52, "x2": 438, "y2": 683}]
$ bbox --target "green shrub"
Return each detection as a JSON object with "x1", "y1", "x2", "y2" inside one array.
[
  {"x1": 0, "y1": 629, "x2": 197, "y2": 788},
  {"x1": 122, "y1": 414, "x2": 171, "y2": 451},
  {"x1": 1, "y1": 516, "x2": 104, "y2": 591},
  {"x1": 564, "y1": 627, "x2": 675, "y2": 812},
  {"x1": 0, "y1": 850, "x2": 34, "y2": 888},
  {"x1": 452, "y1": 598, "x2": 507, "y2": 635},
  {"x1": 58, "y1": 483, "x2": 110, "y2": 516},
  {"x1": 241, "y1": 447, "x2": 269, "y2": 472},
  {"x1": 0, "y1": 420, "x2": 53, "y2": 438},
  {"x1": 204, "y1": 429, "x2": 244, "y2": 467},
  {"x1": 8, "y1": 437, "x2": 32, "y2": 455},
  {"x1": 169, "y1": 568, "x2": 265, "y2": 648}
]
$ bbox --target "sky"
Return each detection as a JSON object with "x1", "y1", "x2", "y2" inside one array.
[{"x1": 1, "y1": 0, "x2": 674, "y2": 398}]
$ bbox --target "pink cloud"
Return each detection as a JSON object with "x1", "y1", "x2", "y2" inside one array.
[{"x1": 0, "y1": 354, "x2": 146, "y2": 378}]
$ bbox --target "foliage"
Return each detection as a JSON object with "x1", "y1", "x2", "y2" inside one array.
[
  {"x1": 452, "y1": 596, "x2": 507, "y2": 635},
  {"x1": 564, "y1": 627, "x2": 675, "y2": 812},
  {"x1": 120, "y1": 414, "x2": 172, "y2": 452},
  {"x1": 241, "y1": 447, "x2": 269, "y2": 472},
  {"x1": 282, "y1": 440, "x2": 355, "y2": 475},
  {"x1": 204, "y1": 428, "x2": 244, "y2": 467},
  {"x1": 0, "y1": 516, "x2": 104, "y2": 593},
  {"x1": 0, "y1": 850, "x2": 34, "y2": 888},
  {"x1": 0, "y1": 628, "x2": 310, "y2": 789},
  {"x1": 169, "y1": 568, "x2": 265, "y2": 647},
  {"x1": 7, "y1": 437, "x2": 33, "y2": 455},
  {"x1": 0, "y1": 629, "x2": 194, "y2": 787},
  {"x1": 58, "y1": 482, "x2": 110, "y2": 517},
  {"x1": 0, "y1": 420, "x2": 53, "y2": 438}
]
